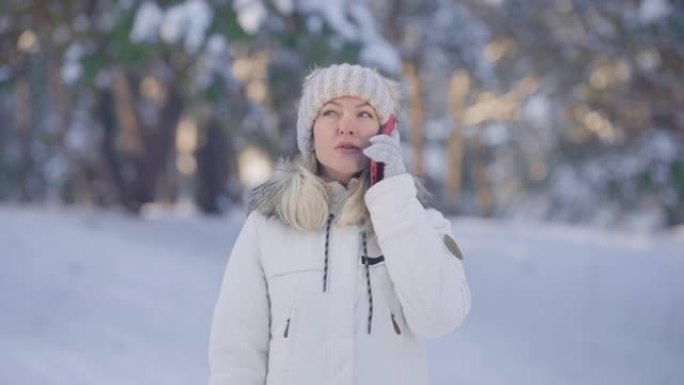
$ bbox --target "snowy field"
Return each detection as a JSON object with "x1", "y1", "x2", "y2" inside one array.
[{"x1": 1, "y1": 204, "x2": 683, "y2": 385}]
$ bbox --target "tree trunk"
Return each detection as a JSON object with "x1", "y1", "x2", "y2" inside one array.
[
  {"x1": 403, "y1": 59, "x2": 425, "y2": 176},
  {"x1": 111, "y1": 67, "x2": 154, "y2": 209},
  {"x1": 446, "y1": 70, "x2": 471, "y2": 210},
  {"x1": 195, "y1": 117, "x2": 228, "y2": 214},
  {"x1": 14, "y1": 68, "x2": 32, "y2": 202},
  {"x1": 148, "y1": 82, "x2": 182, "y2": 204},
  {"x1": 473, "y1": 133, "x2": 494, "y2": 216},
  {"x1": 48, "y1": 50, "x2": 84, "y2": 203},
  {"x1": 98, "y1": 87, "x2": 137, "y2": 211}
]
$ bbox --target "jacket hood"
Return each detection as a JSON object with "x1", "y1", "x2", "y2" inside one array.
[
  {"x1": 247, "y1": 157, "x2": 302, "y2": 219},
  {"x1": 247, "y1": 157, "x2": 432, "y2": 222}
]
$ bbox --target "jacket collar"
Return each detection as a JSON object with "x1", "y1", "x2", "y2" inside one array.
[
  {"x1": 325, "y1": 178, "x2": 359, "y2": 216},
  {"x1": 246, "y1": 157, "x2": 431, "y2": 221}
]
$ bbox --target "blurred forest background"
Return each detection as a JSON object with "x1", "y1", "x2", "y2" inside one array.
[{"x1": 1, "y1": 0, "x2": 682, "y2": 231}]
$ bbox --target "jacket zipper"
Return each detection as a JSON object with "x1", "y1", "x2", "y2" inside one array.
[
  {"x1": 283, "y1": 318, "x2": 291, "y2": 338},
  {"x1": 390, "y1": 313, "x2": 402, "y2": 335}
]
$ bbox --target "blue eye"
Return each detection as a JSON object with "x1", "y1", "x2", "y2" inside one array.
[
  {"x1": 322, "y1": 109, "x2": 338, "y2": 117},
  {"x1": 359, "y1": 111, "x2": 374, "y2": 118}
]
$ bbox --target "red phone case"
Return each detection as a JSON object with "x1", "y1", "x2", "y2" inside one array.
[{"x1": 370, "y1": 114, "x2": 397, "y2": 185}]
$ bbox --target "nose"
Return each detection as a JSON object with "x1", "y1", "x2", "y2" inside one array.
[{"x1": 337, "y1": 114, "x2": 357, "y2": 136}]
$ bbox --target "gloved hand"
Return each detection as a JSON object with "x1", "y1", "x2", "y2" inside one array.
[{"x1": 362, "y1": 129, "x2": 407, "y2": 179}]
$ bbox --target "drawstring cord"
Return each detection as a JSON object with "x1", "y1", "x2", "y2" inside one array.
[
  {"x1": 323, "y1": 214, "x2": 334, "y2": 292},
  {"x1": 322, "y1": 214, "x2": 374, "y2": 334},
  {"x1": 362, "y1": 232, "x2": 373, "y2": 334}
]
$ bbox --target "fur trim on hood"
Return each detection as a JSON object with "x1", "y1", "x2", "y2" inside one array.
[
  {"x1": 247, "y1": 157, "x2": 432, "y2": 224},
  {"x1": 247, "y1": 158, "x2": 303, "y2": 219}
]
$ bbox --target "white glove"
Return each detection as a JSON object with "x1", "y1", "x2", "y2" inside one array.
[{"x1": 362, "y1": 129, "x2": 407, "y2": 179}]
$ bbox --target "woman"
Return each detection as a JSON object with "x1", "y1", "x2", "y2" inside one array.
[{"x1": 208, "y1": 63, "x2": 471, "y2": 385}]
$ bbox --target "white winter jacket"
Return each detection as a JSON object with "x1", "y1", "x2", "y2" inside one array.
[{"x1": 208, "y1": 173, "x2": 471, "y2": 385}]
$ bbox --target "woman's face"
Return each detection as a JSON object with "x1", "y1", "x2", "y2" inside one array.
[{"x1": 312, "y1": 96, "x2": 381, "y2": 184}]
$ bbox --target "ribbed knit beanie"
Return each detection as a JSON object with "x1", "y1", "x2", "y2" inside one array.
[{"x1": 296, "y1": 63, "x2": 398, "y2": 161}]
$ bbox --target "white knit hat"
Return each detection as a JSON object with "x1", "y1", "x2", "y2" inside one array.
[{"x1": 296, "y1": 63, "x2": 398, "y2": 161}]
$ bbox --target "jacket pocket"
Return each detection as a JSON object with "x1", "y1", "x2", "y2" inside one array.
[
  {"x1": 267, "y1": 312, "x2": 296, "y2": 385},
  {"x1": 381, "y1": 278, "x2": 412, "y2": 338},
  {"x1": 390, "y1": 312, "x2": 402, "y2": 335},
  {"x1": 283, "y1": 317, "x2": 291, "y2": 338}
]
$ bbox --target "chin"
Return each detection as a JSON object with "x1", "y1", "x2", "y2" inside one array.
[
  {"x1": 318, "y1": 157, "x2": 369, "y2": 180},
  {"x1": 340, "y1": 161, "x2": 368, "y2": 176}
]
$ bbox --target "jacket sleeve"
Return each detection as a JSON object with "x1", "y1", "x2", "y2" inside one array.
[
  {"x1": 365, "y1": 174, "x2": 471, "y2": 339},
  {"x1": 208, "y1": 212, "x2": 269, "y2": 385}
]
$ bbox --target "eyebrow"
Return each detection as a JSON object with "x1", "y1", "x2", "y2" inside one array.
[{"x1": 325, "y1": 101, "x2": 373, "y2": 109}]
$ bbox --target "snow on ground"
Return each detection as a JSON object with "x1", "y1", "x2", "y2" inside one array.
[{"x1": 1, "y1": 204, "x2": 683, "y2": 385}]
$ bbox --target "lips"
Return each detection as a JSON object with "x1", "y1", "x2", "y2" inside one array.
[
  {"x1": 335, "y1": 142, "x2": 361, "y2": 154},
  {"x1": 335, "y1": 142, "x2": 359, "y2": 150}
]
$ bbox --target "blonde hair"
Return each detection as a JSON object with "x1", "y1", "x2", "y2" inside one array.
[{"x1": 276, "y1": 156, "x2": 374, "y2": 233}]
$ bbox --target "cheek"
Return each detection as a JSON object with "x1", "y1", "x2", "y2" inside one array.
[
  {"x1": 360, "y1": 125, "x2": 380, "y2": 143},
  {"x1": 312, "y1": 127, "x2": 334, "y2": 155}
]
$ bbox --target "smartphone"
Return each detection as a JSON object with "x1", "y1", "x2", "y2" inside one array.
[{"x1": 370, "y1": 113, "x2": 397, "y2": 185}]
